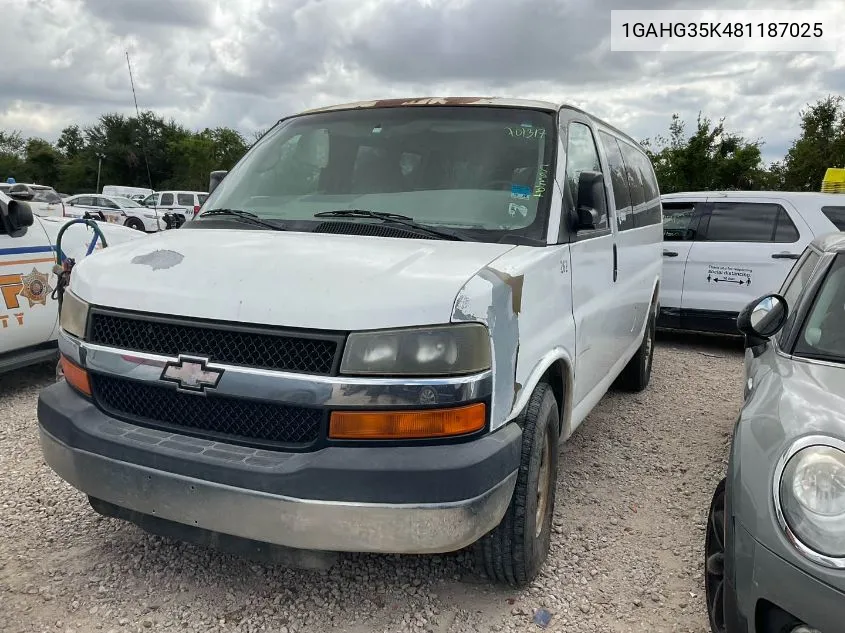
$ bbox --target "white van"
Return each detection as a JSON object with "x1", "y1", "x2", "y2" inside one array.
[
  {"x1": 659, "y1": 191, "x2": 845, "y2": 333},
  {"x1": 38, "y1": 97, "x2": 662, "y2": 585}
]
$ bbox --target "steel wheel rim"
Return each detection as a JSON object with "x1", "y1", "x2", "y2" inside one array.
[
  {"x1": 535, "y1": 431, "x2": 552, "y2": 537},
  {"x1": 705, "y1": 486, "x2": 727, "y2": 633}
]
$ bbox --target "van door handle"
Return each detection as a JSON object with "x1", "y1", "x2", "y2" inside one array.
[
  {"x1": 663, "y1": 250, "x2": 679, "y2": 257},
  {"x1": 772, "y1": 252, "x2": 800, "y2": 260}
]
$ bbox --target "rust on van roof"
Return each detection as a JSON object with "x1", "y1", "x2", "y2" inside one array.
[{"x1": 298, "y1": 96, "x2": 562, "y2": 115}]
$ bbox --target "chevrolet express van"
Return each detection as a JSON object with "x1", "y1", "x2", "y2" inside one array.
[{"x1": 38, "y1": 97, "x2": 663, "y2": 585}]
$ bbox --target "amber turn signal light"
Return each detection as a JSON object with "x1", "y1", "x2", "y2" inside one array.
[
  {"x1": 329, "y1": 403, "x2": 486, "y2": 440},
  {"x1": 60, "y1": 354, "x2": 91, "y2": 396}
]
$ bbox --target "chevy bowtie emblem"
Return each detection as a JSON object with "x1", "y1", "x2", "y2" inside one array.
[{"x1": 161, "y1": 355, "x2": 223, "y2": 393}]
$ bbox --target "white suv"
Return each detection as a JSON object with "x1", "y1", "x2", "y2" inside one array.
[
  {"x1": 659, "y1": 191, "x2": 844, "y2": 334},
  {"x1": 6, "y1": 183, "x2": 65, "y2": 217},
  {"x1": 141, "y1": 191, "x2": 208, "y2": 227}
]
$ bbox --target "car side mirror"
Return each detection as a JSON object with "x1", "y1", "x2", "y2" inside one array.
[
  {"x1": 8, "y1": 189, "x2": 34, "y2": 202},
  {"x1": 209, "y1": 170, "x2": 228, "y2": 194},
  {"x1": 574, "y1": 171, "x2": 606, "y2": 231},
  {"x1": 737, "y1": 293, "x2": 788, "y2": 348}
]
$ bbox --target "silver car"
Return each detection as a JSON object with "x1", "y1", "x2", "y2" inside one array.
[{"x1": 706, "y1": 232, "x2": 845, "y2": 633}]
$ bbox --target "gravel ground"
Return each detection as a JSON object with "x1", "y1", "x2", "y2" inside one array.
[{"x1": 1, "y1": 333, "x2": 742, "y2": 633}]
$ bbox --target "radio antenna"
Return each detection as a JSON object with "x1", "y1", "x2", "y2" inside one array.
[{"x1": 125, "y1": 51, "x2": 154, "y2": 193}]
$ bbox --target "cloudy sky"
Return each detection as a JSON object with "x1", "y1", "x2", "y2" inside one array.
[{"x1": 2, "y1": 0, "x2": 844, "y2": 164}]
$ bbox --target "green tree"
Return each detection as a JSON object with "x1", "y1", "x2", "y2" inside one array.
[
  {"x1": 642, "y1": 113, "x2": 772, "y2": 192},
  {"x1": 781, "y1": 95, "x2": 845, "y2": 191}
]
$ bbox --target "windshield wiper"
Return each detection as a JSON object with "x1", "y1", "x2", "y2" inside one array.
[
  {"x1": 313, "y1": 209, "x2": 476, "y2": 241},
  {"x1": 198, "y1": 208, "x2": 285, "y2": 231}
]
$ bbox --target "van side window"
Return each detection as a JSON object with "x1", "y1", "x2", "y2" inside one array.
[
  {"x1": 565, "y1": 122, "x2": 607, "y2": 231},
  {"x1": 160, "y1": 193, "x2": 174, "y2": 206},
  {"x1": 821, "y1": 206, "x2": 845, "y2": 230},
  {"x1": 177, "y1": 193, "x2": 195, "y2": 206},
  {"x1": 597, "y1": 132, "x2": 633, "y2": 231},
  {"x1": 663, "y1": 202, "x2": 698, "y2": 241},
  {"x1": 619, "y1": 142, "x2": 661, "y2": 228},
  {"x1": 705, "y1": 202, "x2": 798, "y2": 243}
]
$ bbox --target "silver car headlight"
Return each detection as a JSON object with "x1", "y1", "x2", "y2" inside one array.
[
  {"x1": 778, "y1": 442, "x2": 845, "y2": 562},
  {"x1": 60, "y1": 290, "x2": 90, "y2": 339},
  {"x1": 340, "y1": 323, "x2": 491, "y2": 376}
]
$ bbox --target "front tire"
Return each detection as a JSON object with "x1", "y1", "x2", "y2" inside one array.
[
  {"x1": 125, "y1": 217, "x2": 146, "y2": 231},
  {"x1": 474, "y1": 382, "x2": 559, "y2": 586},
  {"x1": 705, "y1": 479, "x2": 727, "y2": 633}
]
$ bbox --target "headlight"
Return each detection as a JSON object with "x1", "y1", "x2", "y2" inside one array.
[
  {"x1": 340, "y1": 323, "x2": 491, "y2": 376},
  {"x1": 60, "y1": 291, "x2": 90, "y2": 339},
  {"x1": 779, "y1": 444, "x2": 845, "y2": 560}
]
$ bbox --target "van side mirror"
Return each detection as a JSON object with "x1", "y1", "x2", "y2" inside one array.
[
  {"x1": 737, "y1": 293, "x2": 788, "y2": 349},
  {"x1": 574, "y1": 171, "x2": 606, "y2": 231},
  {"x1": 209, "y1": 170, "x2": 228, "y2": 194}
]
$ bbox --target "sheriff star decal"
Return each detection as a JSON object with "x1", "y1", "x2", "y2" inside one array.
[{"x1": 18, "y1": 268, "x2": 53, "y2": 308}]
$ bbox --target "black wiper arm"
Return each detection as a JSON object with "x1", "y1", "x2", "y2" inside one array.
[
  {"x1": 198, "y1": 208, "x2": 285, "y2": 231},
  {"x1": 313, "y1": 209, "x2": 475, "y2": 242}
]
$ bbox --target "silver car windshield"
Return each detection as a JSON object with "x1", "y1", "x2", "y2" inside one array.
[{"x1": 794, "y1": 254, "x2": 845, "y2": 363}]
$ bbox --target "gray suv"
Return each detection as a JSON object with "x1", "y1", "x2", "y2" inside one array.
[{"x1": 706, "y1": 232, "x2": 845, "y2": 633}]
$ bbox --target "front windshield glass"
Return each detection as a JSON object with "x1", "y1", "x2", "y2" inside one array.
[
  {"x1": 201, "y1": 105, "x2": 556, "y2": 241},
  {"x1": 794, "y1": 254, "x2": 845, "y2": 363},
  {"x1": 115, "y1": 197, "x2": 141, "y2": 208}
]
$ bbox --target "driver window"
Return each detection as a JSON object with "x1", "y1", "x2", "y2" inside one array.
[{"x1": 565, "y1": 123, "x2": 607, "y2": 231}]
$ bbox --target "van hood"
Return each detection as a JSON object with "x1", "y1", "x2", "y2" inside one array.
[{"x1": 70, "y1": 229, "x2": 516, "y2": 330}]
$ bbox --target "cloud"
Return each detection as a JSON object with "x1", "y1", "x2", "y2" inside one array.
[{"x1": 0, "y1": 0, "x2": 843, "y2": 167}]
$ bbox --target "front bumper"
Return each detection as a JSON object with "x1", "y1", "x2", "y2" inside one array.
[
  {"x1": 38, "y1": 381, "x2": 521, "y2": 554},
  {"x1": 729, "y1": 521, "x2": 845, "y2": 633}
]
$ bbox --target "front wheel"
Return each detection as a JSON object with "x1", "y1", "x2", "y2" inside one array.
[
  {"x1": 125, "y1": 217, "x2": 146, "y2": 231},
  {"x1": 705, "y1": 479, "x2": 727, "y2": 633},
  {"x1": 474, "y1": 382, "x2": 559, "y2": 586}
]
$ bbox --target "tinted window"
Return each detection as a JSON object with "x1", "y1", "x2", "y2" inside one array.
[
  {"x1": 177, "y1": 193, "x2": 194, "y2": 206},
  {"x1": 160, "y1": 193, "x2": 174, "y2": 206},
  {"x1": 781, "y1": 250, "x2": 821, "y2": 309},
  {"x1": 598, "y1": 131, "x2": 633, "y2": 231},
  {"x1": 662, "y1": 202, "x2": 699, "y2": 241},
  {"x1": 75, "y1": 196, "x2": 94, "y2": 206},
  {"x1": 706, "y1": 202, "x2": 796, "y2": 242},
  {"x1": 619, "y1": 142, "x2": 661, "y2": 227},
  {"x1": 821, "y1": 206, "x2": 845, "y2": 230},
  {"x1": 197, "y1": 194, "x2": 208, "y2": 205},
  {"x1": 565, "y1": 122, "x2": 607, "y2": 231},
  {"x1": 31, "y1": 187, "x2": 61, "y2": 203},
  {"x1": 97, "y1": 197, "x2": 119, "y2": 209}
]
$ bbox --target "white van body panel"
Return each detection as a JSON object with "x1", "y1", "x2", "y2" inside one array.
[{"x1": 70, "y1": 229, "x2": 517, "y2": 331}]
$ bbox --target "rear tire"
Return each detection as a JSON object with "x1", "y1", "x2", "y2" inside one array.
[
  {"x1": 125, "y1": 217, "x2": 145, "y2": 231},
  {"x1": 616, "y1": 301, "x2": 656, "y2": 392},
  {"x1": 474, "y1": 382, "x2": 559, "y2": 586}
]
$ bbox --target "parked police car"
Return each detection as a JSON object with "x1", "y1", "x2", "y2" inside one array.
[
  {"x1": 659, "y1": 191, "x2": 844, "y2": 334},
  {"x1": 39, "y1": 97, "x2": 663, "y2": 585},
  {"x1": 0, "y1": 190, "x2": 146, "y2": 374}
]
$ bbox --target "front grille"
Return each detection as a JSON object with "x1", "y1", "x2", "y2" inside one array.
[
  {"x1": 88, "y1": 311, "x2": 341, "y2": 375},
  {"x1": 92, "y1": 374, "x2": 323, "y2": 448}
]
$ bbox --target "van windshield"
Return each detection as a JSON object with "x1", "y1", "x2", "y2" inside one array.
[{"x1": 200, "y1": 106, "x2": 556, "y2": 242}]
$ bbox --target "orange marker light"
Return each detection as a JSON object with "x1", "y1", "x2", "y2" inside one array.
[
  {"x1": 329, "y1": 403, "x2": 486, "y2": 440},
  {"x1": 60, "y1": 354, "x2": 91, "y2": 396}
]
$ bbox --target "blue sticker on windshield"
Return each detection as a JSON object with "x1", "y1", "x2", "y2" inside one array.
[{"x1": 511, "y1": 184, "x2": 531, "y2": 200}]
